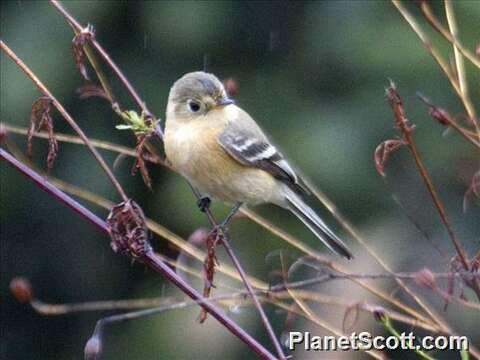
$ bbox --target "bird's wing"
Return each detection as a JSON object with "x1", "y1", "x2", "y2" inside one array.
[{"x1": 218, "y1": 111, "x2": 308, "y2": 194}]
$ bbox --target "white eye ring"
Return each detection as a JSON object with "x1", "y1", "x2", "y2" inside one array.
[{"x1": 187, "y1": 99, "x2": 201, "y2": 113}]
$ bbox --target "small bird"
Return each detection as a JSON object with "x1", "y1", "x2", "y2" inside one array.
[{"x1": 164, "y1": 71, "x2": 353, "y2": 259}]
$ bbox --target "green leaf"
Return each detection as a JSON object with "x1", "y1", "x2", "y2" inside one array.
[{"x1": 115, "y1": 124, "x2": 133, "y2": 130}]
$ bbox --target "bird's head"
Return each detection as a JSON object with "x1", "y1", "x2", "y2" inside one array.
[{"x1": 167, "y1": 71, "x2": 234, "y2": 121}]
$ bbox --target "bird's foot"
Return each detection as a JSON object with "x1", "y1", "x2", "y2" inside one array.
[{"x1": 197, "y1": 197, "x2": 211, "y2": 213}]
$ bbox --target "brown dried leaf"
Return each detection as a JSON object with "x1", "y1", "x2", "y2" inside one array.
[
  {"x1": 27, "y1": 96, "x2": 58, "y2": 170},
  {"x1": 417, "y1": 93, "x2": 453, "y2": 126},
  {"x1": 76, "y1": 84, "x2": 110, "y2": 101},
  {"x1": 199, "y1": 229, "x2": 220, "y2": 323},
  {"x1": 106, "y1": 199, "x2": 151, "y2": 258},
  {"x1": 131, "y1": 135, "x2": 153, "y2": 191},
  {"x1": 374, "y1": 139, "x2": 405, "y2": 177},
  {"x1": 428, "y1": 106, "x2": 452, "y2": 126},
  {"x1": 72, "y1": 24, "x2": 95, "y2": 81}
]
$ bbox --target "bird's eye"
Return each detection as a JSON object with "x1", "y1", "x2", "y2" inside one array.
[{"x1": 187, "y1": 100, "x2": 201, "y2": 113}]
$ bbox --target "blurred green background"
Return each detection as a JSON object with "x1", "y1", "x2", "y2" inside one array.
[{"x1": 1, "y1": 1, "x2": 479, "y2": 359}]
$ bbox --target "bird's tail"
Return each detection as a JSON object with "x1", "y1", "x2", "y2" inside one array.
[{"x1": 285, "y1": 191, "x2": 353, "y2": 259}]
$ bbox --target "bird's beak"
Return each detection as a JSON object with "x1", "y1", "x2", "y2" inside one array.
[{"x1": 216, "y1": 96, "x2": 235, "y2": 106}]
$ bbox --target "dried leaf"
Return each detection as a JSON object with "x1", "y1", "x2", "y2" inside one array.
[
  {"x1": 417, "y1": 93, "x2": 453, "y2": 126},
  {"x1": 27, "y1": 96, "x2": 58, "y2": 170},
  {"x1": 131, "y1": 135, "x2": 153, "y2": 191},
  {"x1": 199, "y1": 229, "x2": 220, "y2": 323},
  {"x1": 76, "y1": 84, "x2": 110, "y2": 101},
  {"x1": 106, "y1": 199, "x2": 151, "y2": 258},
  {"x1": 72, "y1": 24, "x2": 95, "y2": 81},
  {"x1": 374, "y1": 139, "x2": 405, "y2": 177}
]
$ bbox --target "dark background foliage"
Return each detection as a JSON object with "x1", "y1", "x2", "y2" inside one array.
[{"x1": 1, "y1": 1, "x2": 479, "y2": 359}]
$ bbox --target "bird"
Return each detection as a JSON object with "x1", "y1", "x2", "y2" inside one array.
[{"x1": 164, "y1": 71, "x2": 353, "y2": 259}]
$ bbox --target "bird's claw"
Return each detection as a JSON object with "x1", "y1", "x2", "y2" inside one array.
[{"x1": 197, "y1": 197, "x2": 211, "y2": 212}]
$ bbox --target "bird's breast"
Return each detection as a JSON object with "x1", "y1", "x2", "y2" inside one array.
[{"x1": 164, "y1": 118, "x2": 280, "y2": 205}]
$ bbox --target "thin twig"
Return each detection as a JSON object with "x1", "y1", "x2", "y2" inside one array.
[
  {"x1": 0, "y1": 148, "x2": 276, "y2": 360},
  {"x1": 444, "y1": 1, "x2": 469, "y2": 112},
  {"x1": 0, "y1": 40, "x2": 128, "y2": 202},
  {"x1": 25, "y1": 287, "x2": 445, "y2": 332},
  {"x1": 2, "y1": 123, "x2": 165, "y2": 165},
  {"x1": 26, "y1": 269, "x2": 479, "y2": 315}
]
